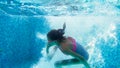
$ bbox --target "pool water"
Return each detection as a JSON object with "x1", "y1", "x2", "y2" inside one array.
[{"x1": 0, "y1": 0, "x2": 120, "y2": 68}]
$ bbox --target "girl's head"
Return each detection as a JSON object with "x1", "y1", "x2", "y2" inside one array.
[
  {"x1": 47, "y1": 29, "x2": 65, "y2": 42},
  {"x1": 47, "y1": 23, "x2": 66, "y2": 43}
]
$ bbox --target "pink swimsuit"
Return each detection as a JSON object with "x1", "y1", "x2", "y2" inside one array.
[
  {"x1": 67, "y1": 37, "x2": 89, "y2": 60},
  {"x1": 67, "y1": 37, "x2": 76, "y2": 51}
]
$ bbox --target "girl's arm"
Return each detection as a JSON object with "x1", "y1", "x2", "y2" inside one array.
[
  {"x1": 46, "y1": 46, "x2": 58, "y2": 61},
  {"x1": 46, "y1": 41, "x2": 57, "y2": 54},
  {"x1": 46, "y1": 43, "x2": 51, "y2": 54}
]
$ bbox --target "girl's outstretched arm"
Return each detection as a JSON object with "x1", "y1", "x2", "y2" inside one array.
[
  {"x1": 46, "y1": 43, "x2": 51, "y2": 54},
  {"x1": 46, "y1": 45, "x2": 58, "y2": 61},
  {"x1": 46, "y1": 41, "x2": 58, "y2": 54}
]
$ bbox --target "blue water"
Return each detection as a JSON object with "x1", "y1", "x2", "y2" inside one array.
[{"x1": 0, "y1": 0, "x2": 120, "y2": 68}]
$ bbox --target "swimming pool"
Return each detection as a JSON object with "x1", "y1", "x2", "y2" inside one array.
[{"x1": 0, "y1": 0, "x2": 120, "y2": 68}]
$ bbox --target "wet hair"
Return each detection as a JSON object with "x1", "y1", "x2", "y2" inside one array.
[{"x1": 47, "y1": 29, "x2": 65, "y2": 42}]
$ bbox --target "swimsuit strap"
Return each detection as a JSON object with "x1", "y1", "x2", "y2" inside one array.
[{"x1": 68, "y1": 37, "x2": 76, "y2": 51}]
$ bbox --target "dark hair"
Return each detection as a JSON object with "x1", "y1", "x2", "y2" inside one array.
[{"x1": 47, "y1": 29, "x2": 65, "y2": 42}]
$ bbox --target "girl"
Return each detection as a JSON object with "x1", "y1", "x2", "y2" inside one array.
[{"x1": 46, "y1": 23, "x2": 90, "y2": 68}]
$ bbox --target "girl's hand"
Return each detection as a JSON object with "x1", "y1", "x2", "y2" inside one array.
[{"x1": 46, "y1": 55, "x2": 52, "y2": 61}]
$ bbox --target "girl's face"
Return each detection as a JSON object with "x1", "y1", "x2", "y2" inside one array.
[
  {"x1": 47, "y1": 37, "x2": 52, "y2": 43},
  {"x1": 47, "y1": 37, "x2": 58, "y2": 46}
]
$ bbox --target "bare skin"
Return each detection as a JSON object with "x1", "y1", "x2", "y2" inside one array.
[{"x1": 46, "y1": 37, "x2": 90, "y2": 68}]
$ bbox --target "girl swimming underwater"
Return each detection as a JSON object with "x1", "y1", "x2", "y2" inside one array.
[{"x1": 46, "y1": 23, "x2": 90, "y2": 68}]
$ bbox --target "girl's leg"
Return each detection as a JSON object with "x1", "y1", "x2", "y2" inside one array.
[{"x1": 54, "y1": 58, "x2": 82, "y2": 68}]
